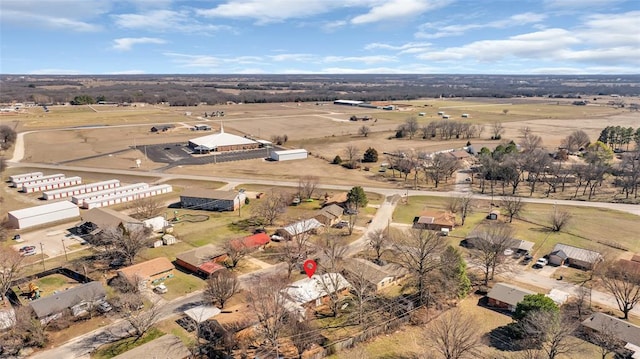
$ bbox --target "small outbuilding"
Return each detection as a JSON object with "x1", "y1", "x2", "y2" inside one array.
[
  {"x1": 486, "y1": 283, "x2": 535, "y2": 312},
  {"x1": 270, "y1": 149, "x2": 308, "y2": 161},
  {"x1": 7, "y1": 201, "x2": 80, "y2": 229},
  {"x1": 150, "y1": 124, "x2": 175, "y2": 132},
  {"x1": 180, "y1": 188, "x2": 246, "y2": 211},
  {"x1": 548, "y1": 243, "x2": 603, "y2": 269}
]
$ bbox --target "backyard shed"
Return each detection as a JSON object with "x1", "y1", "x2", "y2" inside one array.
[
  {"x1": 7, "y1": 201, "x2": 80, "y2": 229},
  {"x1": 180, "y1": 188, "x2": 246, "y2": 211},
  {"x1": 270, "y1": 149, "x2": 308, "y2": 161}
]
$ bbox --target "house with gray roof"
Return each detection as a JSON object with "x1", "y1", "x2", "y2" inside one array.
[
  {"x1": 548, "y1": 243, "x2": 603, "y2": 269},
  {"x1": 486, "y1": 283, "x2": 535, "y2": 312},
  {"x1": 28, "y1": 281, "x2": 106, "y2": 324},
  {"x1": 342, "y1": 258, "x2": 406, "y2": 291},
  {"x1": 113, "y1": 334, "x2": 190, "y2": 359},
  {"x1": 281, "y1": 273, "x2": 351, "y2": 319},
  {"x1": 582, "y1": 312, "x2": 640, "y2": 357}
]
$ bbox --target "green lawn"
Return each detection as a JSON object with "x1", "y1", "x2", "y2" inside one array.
[
  {"x1": 91, "y1": 328, "x2": 165, "y2": 359},
  {"x1": 160, "y1": 270, "x2": 205, "y2": 300},
  {"x1": 392, "y1": 196, "x2": 454, "y2": 224}
]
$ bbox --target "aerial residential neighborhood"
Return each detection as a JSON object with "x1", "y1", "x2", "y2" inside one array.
[{"x1": 1, "y1": 1, "x2": 640, "y2": 359}]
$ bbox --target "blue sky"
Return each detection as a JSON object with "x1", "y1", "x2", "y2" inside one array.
[{"x1": 1, "y1": 0, "x2": 638, "y2": 75}]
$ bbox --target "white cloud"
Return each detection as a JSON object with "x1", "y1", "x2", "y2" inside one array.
[
  {"x1": 28, "y1": 68, "x2": 84, "y2": 75},
  {"x1": 196, "y1": 0, "x2": 332, "y2": 24},
  {"x1": 575, "y1": 11, "x2": 640, "y2": 46},
  {"x1": 164, "y1": 53, "x2": 264, "y2": 68},
  {"x1": 416, "y1": 12, "x2": 547, "y2": 39},
  {"x1": 351, "y1": 0, "x2": 450, "y2": 25},
  {"x1": 543, "y1": 0, "x2": 625, "y2": 9},
  {"x1": 106, "y1": 70, "x2": 147, "y2": 75},
  {"x1": 0, "y1": 0, "x2": 107, "y2": 31},
  {"x1": 365, "y1": 42, "x2": 432, "y2": 54},
  {"x1": 113, "y1": 10, "x2": 232, "y2": 33},
  {"x1": 112, "y1": 37, "x2": 166, "y2": 51},
  {"x1": 269, "y1": 54, "x2": 315, "y2": 62},
  {"x1": 322, "y1": 55, "x2": 398, "y2": 64}
]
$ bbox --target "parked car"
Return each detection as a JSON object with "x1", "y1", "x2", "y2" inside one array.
[
  {"x1": 521, "y1": 254, "x2": 533, "y2": 265},
  {"x1": 154, "y1": 284, "x2": 168, "y2": 294},
  {"x1": 13, "y1": 234, "x2": 22, "y2": 241},
  {"x1": 270, "y1": 234, "x2": 285, "y2": 241},
  {"x1": 97, "y1": 301, "x2": 113, "y2": 313},
  {"x1": 19, "y1": 245, "x2": 36, "y2": 256},
  {"x1": 533, "y1": 258, "x2": 548, "y2": 269}
]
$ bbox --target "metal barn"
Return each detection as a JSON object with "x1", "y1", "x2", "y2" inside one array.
[
  {"x1": 270, "y1": 149, "x2": 308, "y2": 161},
  {"x1": 7, "y1": 201, "x2": 80, "y2": 229}
]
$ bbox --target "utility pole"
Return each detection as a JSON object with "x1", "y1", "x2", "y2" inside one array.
[
  {"x1": 61, "y1": 238, "x2": 69, "y2": 261},
  {"x1": 39, "y1": 242, "x2": 45, "y2": 272}
]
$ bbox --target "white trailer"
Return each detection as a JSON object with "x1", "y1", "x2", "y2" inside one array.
[
  {"x1": 7, "y1": 201, "x2": 80, "y2": 229},
  {"x1": 72, "y1": 183, "x2": 149, "y2": 205},
  {"x1": 9, "y1": 172, "x2": 43, "y2": 186},
  {"x1": 270, "y1": 149, "x2": 308, "y2": 161},
  {"x1": 13, "y1": 173, "x2": 65, "y2": 188},
  {"x1": 42, "y1": 180, "x2": 120, "y2": 200},
  {"x1": 22, "y1": 176, "x2": 82, "y2": 194},
  {"x1": 82, "y1": 184, "x2": 172, "y2": 209}
]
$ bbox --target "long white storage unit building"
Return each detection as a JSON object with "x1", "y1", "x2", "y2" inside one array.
[
  {"x1": 9, "y1": 172, "x2": 44, "y2": 186},
  {"x1": 13, "y1": 173, "x2": 65, "y2": 188},
  {"x1": 43, "y1": 180, "x2": 120, "y2": 200},
  {"x1": 270, "y1": 149, "x2": 308, "y2": 161},
  {"x1": 7, "y1": 201, "x2": 80, "y2": 229},
  {"x1": 22, "y1": 176, "x2": 82, "y2": 193},
  {"x1": 82, "y1": 184, "x2": 173, "y2": 209},
  {"x1": 72, "y1": 183, "x2": 149, "y2": 206}
]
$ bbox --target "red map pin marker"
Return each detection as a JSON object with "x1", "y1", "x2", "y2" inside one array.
[{"x1": 303, "y1": 259, "x2": 317, "y2": 278}]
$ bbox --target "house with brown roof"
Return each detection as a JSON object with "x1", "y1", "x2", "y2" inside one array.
[
  {"x1": 342, "y1": 258, "x2": 406, "y2": 291},
  {"x1": 486, "y1": 283, "x2": 535, "y2": 312},
  {"x1": 322, "y1": 192, "x2": 348, "y2": 208},
  {"x1": 180, "y1": 188, "x2": 246, "y2": 211},
  {"x1": 117, "y1": 257, "x2": 175, "y2": 287},
  {"x1": 412, "y1": 210, "x2": 455, "y2": 231},
  {"x1": 175, "y1": 244, "x2": 227, "y2": 277},
  {"x1": 314, "y1": 204, "x2": 344, "y2": 226},
  {"x1": 448, "y1": 150, "x2": 471, "y2": 160}
]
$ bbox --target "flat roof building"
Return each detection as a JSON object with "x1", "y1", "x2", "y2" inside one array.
[{"x1": 7, "y1": 201, "x2": 80, "y2": 229}]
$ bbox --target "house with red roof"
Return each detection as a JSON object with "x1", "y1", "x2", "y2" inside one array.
[{"x1": 230, "y1": 232, "x2": 270, "y2": 251}]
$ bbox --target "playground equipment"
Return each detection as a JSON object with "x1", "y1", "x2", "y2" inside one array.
[{"x1": 28, "y1": 282, "x2": 41, "y2": 300}]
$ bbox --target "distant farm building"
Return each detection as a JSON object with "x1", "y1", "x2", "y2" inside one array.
[
  {"x1": 333, "y1": 100, "x2": 363, "y2": 106},
  {"x1": 43, "y1": 179, "x2": 120, "y2": 200},
  {"x1": 7, "y1": 201, "x2": 80, "y2": 229},
  {"x1": 270, "y1": 149, "x2": 308, "y2": 161},
  {"x1": 180, "y1": 189, "x2": 246, "y2": 211},
  {"x1": 150, "y1": 124, "x2": 175, "y2": 132},
  {"x1": 188, "y1": 126, "x2": 259, "y2": 152}
]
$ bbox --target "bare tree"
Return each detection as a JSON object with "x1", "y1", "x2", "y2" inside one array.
[
  {"x1": 0, "y1": 125, "x2": 17, "y2": 150},
  {"x1": 343, "y1": 261, "x2": 378, "y2": 325},
  {"x1": 561, "y1": 130, "x2": 590, "y2": 152},
  {"x1": 426, "y1": 309, "x2": 480, "y2": 359},
  {"x1": 285, "y1": 316, "x2": 322, "y2": 358},
  {"x1": 391, "y1": 228, "x2": 445, "y2": 306},
  {"x1": 447, "y1": 193, "x2": 474, "y2": 226},
  {"x1": 367, "y1": 228, "x2": 389, "y2": 262},
  {"x1": 297, "y1": 175, "x2": 319, "y2": 200},
  {"x1": 0, "y1": 247, "x2": 24, "y2": 302},
  {"x1": 358, "y1": 125, "x2": 370, "y2": 137},
  {"x1": 224, "y1": 240, "x2": 248, "y2": 269},
  {"x1": 252, "y1": 190, "x2": 288, "y2": 225},
  {"x1": 518, "y1": 311, "x2": 582, "y2": 359},
  {"x1": 204, "y1": 269, "x2": 240, "y2": 309},
  {"x1": 0, "y1": 306, "x2": 47, "y2": 355},
  {"x1": 246, "y1": 274, "x2": 290, "y2": 357},
  {"x1": 404, "y1": 117, "x2": 419, "y2": 139},
  {"x1": 492, "y1": 121, "x2": 505, "y2": 139},
  {"x1": 344, "y1": 144, "x2": 360, "y2": 169},
  {"x1": 470, "y1": 224, "x2": 515, "y2": 285},
  {"x1": 549, "y1": 208, "x2": 572, "y2": 232},
  {"x1": 117, "y1": 294, "x2": 163, "y2": 339},
  {"x1": 427, "y1": 152, "x2": 460, "y2": 188},
  {"x1": 586, "y1": 317, "x2": 625, "y2": 359},
  {"x1": 600, "y1": 262, "x2": 640, "y2": 319},
  {"x1": 128, "y1": 196, "x2": 164, "y2": 220},
  {"x1": 500, "y1": 196, "x2": 525, "y2": 223},
  {"x1": 95, "y1": 225, "x2": 153, "y2": 265}
]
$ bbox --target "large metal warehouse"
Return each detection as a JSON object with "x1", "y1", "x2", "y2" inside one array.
[
  {"x1": 7, "y1": 201, "x2": 80, "y2": 229},
  {"x1": 270, "y1": 149, "x2": 308, "y2": 161},
  {"x1": 82, "y1": 184, "x2": 173, "y2": 209},
  {"x1": 12, "y1": 173, "x2": 65, "y2": 188},
  {"x1": 21, "y1": 176, "x2": 82, "y2": 193},
  {"x1": 43, "y1": 179, "x2": 120, "y2": 200},
  {"x1": 72, "y1": 183, "x2": 149, "y2": 206},
  {"x1": 9, "y1": 172, "x2": 43, "y2": 185}
]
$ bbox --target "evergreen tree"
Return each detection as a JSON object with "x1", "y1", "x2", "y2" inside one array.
[
  {"x1": 347, "y1": 186, "x2": 368, "y2": 208},
  {"x1": 362, "y1": 147, "x2": 378, "y2": 163}
]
